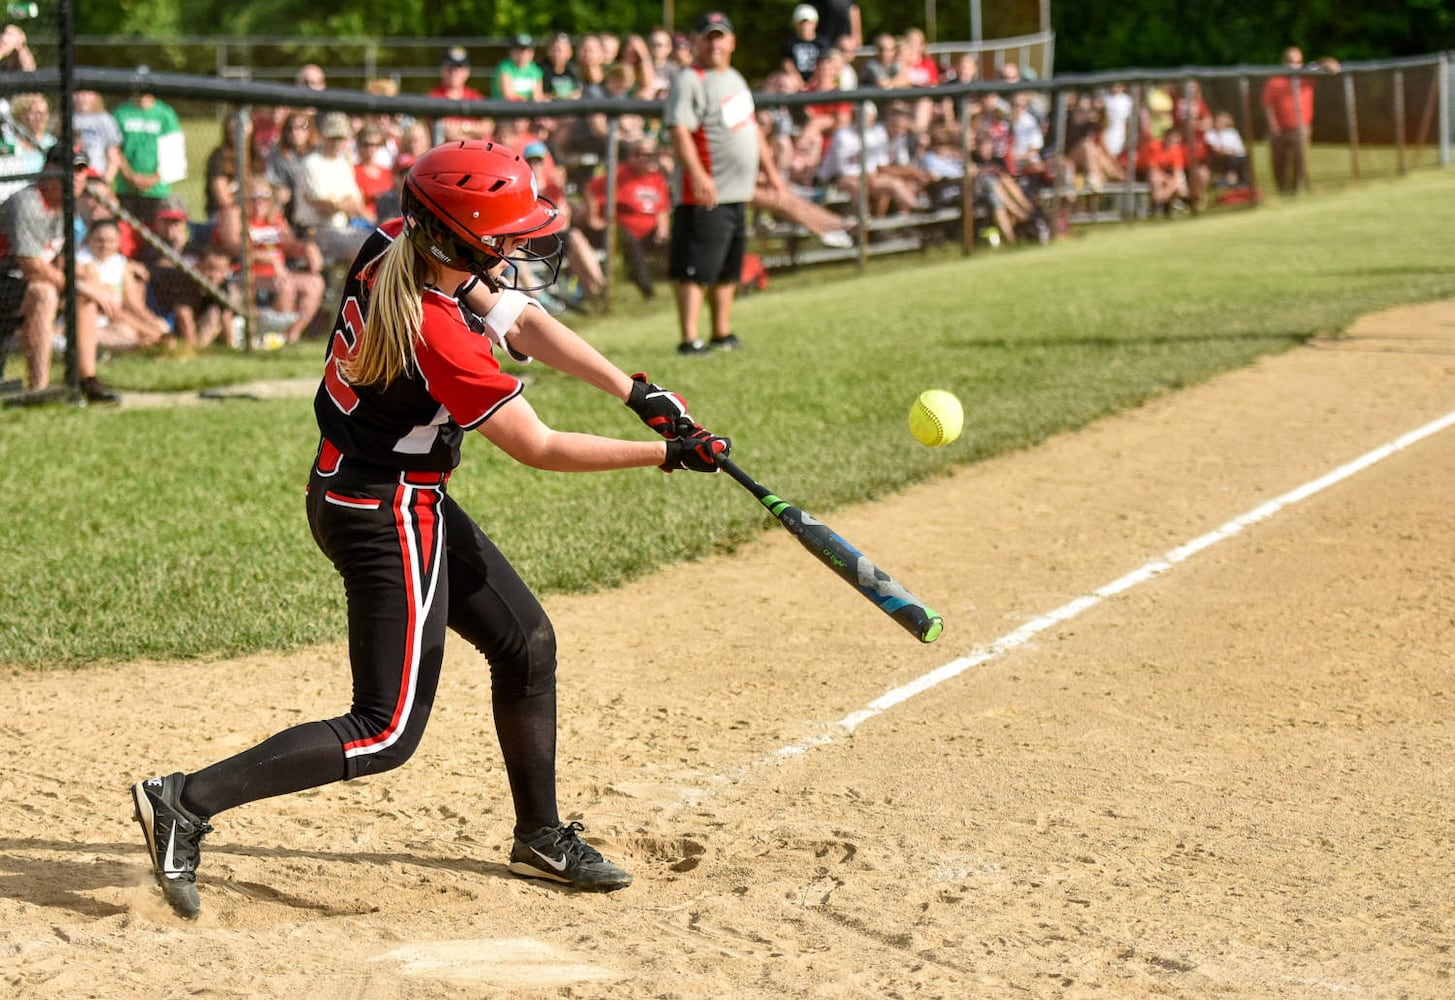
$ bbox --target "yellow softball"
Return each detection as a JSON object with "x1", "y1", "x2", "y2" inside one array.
[{"x1": 908, "y1": 389, "x2": 964, "y2": 447}]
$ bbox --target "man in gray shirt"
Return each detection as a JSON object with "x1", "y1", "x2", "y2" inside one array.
[
  {"x1": 665, "y1": 11, "x2": 781, "y2": 355},
  {"x1": 0, "y1": 143, "x2": 116, "y2": 401}
]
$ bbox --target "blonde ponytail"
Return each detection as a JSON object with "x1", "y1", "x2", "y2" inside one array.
[{"x1": 342, "y1": 236, "x2": 431, "y2": 387}]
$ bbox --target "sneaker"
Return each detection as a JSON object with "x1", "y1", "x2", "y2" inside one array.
[
  {"x1": 131, "y1": 773, "x2": 213, "y2": 918},
  {"x1": 509, "y1": 821, "x2": 632, "y2": 890},
  {"x1": 80, "y1": 377, "x2": 119, "y2": 405},
  {"x1": 677, "y1": 339, "x2": 711, "y2": 356},
  {"x1": 708, "y1": 333, "x2": 741, "y2": 351},
  {"x1": 820, "y1": 229, "x2": 853, "y2": 249}
]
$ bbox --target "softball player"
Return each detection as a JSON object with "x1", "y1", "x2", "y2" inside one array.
[{"x1": 131, "y1": 140, "x2": 729, "y2": 919}]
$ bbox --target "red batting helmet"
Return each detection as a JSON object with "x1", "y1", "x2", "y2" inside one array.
[{"x1": 402, "y1": 140, "x2": 565, "y2": 289}]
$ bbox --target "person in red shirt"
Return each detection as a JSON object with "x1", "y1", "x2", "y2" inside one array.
[
  {"x1": 1261, "y1": 46, "x2": 1339, "y2": 194},
  {"x1": 585, "y1": 138, "x2": 671, "y2": 299},
  {"x1": 1136, "y1": 128, "x2": 1191, "y2": 215},
  {"x1": 428, "y1": 46, "x2": 492, "y2": 142},
  {"x1": 353, "y1": 125, "x2": 393, "y2": 220},
  {"x1": 213, "y1": 180, "x2": 326, "y2": 343}
]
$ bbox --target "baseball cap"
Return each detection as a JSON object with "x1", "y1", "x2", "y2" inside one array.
[
  {"x1": 792, "y1": 4, "x2": 819, "y2": 23},
  {"x1": 696, "y1": 11, "x2": 734, "y2": 35},
  {"x1": 442, "y1": 46, "x2": 469, "y2": 67},
  {"x1": 154, "y1": 196, "x2": 189, "y2": 221},
  {"x1": 511, "y1": 32, "x2": 534, "y2": 48},
  {"x1": 522, "y1": 141, "x2": 549, "y2": 161},
  {"x1": 319, "y1": 112, "x2": 352, "y2": 139},
  {"x1": 43, "y1": 143, "x2": 87, "y2": 173}
]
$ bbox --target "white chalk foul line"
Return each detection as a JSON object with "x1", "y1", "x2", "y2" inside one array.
[{"x1": 770, "y1": 407, "x2": 1455, "y2": 760}]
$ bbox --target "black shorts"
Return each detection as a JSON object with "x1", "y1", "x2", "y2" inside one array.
[{"x1": 668, "y1": 202, "x2": 746, "y2": 286}]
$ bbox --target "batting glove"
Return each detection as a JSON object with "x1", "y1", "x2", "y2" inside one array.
[
  {"x1": 662, "y1": 433, "x2": 731, "y2": 474},
  {"x1": 626, "y1": 373, "x2": 702, "y2": 440}
]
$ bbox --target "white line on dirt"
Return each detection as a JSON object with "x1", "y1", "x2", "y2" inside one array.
[{"x1": 778, "y1": 407, "x2": 1455, "y2": 755}]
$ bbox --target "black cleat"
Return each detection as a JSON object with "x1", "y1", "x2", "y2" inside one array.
[
  {"x1": 676, "y1": 339, "x2": 711, "y2": 356},
  {"x1": 80, "y1": 377, "x2": 120, "y2": 404},
  {"x1": 131, "y1": 773, "x2": 212, "y2": 918},
  {"x1": 508, "y1": 821, "x2": 632, "y2": 891},
  {"x1": 707, "y1": 333, "x2": 742, "y2": 351}
]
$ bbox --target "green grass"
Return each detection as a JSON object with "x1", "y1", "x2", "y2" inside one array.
[{"x1": 3, "y1": 169, "x2": 1454, "y2": 667}]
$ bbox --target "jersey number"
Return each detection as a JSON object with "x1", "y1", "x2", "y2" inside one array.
[{"x1": 323, "y1": 295, "x2": 365, "y2": 413}]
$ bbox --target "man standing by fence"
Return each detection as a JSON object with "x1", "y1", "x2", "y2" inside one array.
[
  {"x1": 665, "y1": 11, "x2": 782, "y2": 355},
  {"x1": 1261, "y1": 46, "x2": 1339, "y2": 195}
]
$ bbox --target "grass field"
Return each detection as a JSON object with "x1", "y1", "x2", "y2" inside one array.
[{"x1": 2, "y1": 168, "x2": 1452, "y2": 667}]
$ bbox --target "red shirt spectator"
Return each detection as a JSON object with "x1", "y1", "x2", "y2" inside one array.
[{"x1": 587, "y1": 160, "x2": 670, "y2": 240}]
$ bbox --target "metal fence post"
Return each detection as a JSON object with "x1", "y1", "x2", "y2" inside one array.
[
  {"x1": 1343, "y1": 72, "x2": 1360, "y2": 181},
  {"x1": 1394, "y1": 69, "x2": 1406, "y2": 175},
  {"x1": 1441, "y1": 52, "x2": 1451, "y2": 167}
]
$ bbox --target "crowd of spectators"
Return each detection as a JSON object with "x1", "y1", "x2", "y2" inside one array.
[{"x1": 1, "y1": 10, "x2": 1274, "y2": 388}]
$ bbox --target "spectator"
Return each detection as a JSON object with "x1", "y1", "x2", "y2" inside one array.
[
  {"x1": 360, "y1": 78, "x2": 409, "y2": 168},
  {"x1": 295, "y1": 64, "x2": 326, "y2": 92},
  {"x1": 811, "y1": 0, "x2": 862, "y2": 51},
  {"x1": 969, "y1": 130, "x2": 1036, "y2": 243},
  {"x1": 899, "y1": 28, "x2": 941, "y2": 132},
  {"x1": 396, "y1": 122, "x2": 433, "y2": 162},
  {"x1": 616, "y1": 34, "x2": 658, "y2": 99},
  {"x1": 1262, "y1": 46, "x2": 1338, "y2": 194},
  {"x1": 574, "y1": 33, "x2": 609, "y2": 96},
  {"x1": 938, "y1": 52, "x2": 981, "y2": 126},
  {"x1": 670, "y1": 33, "x2": 693, "y2": 72},
  {"x1": 1064, "y1": 92, "x2": 1125, "y2": 190},
  {"x1": 114, "y1": 80, "x2": 186, "y2": 227},
  {"x1": 539, "y1": 33, "x2": 582, "y2": 100},
  {"x1": 353, "y1": 126, "x2": 394, "y2": 220},
  {"x1": 212, "y1": 181, "x2": 327, "y2": 346},
  {"x1": 521, "y1": 143, "x2": 603, "y2": 307},
  {"x1": 429, "y1": 47, "x2": 493, "y2": 143},
  {"x1": 750, "y1": 172, "x2": 854, "y2": 249},
  {"x1": 495, "y1": 34, "x2": 546, "y2": 103},
  {"x1": 294, "y1": 111, "x2": 371, "y2": 267},
  {"x1": 0, "y1": 143, "x2": 116, "y2": 400},
  {"x1": 585, "y1": 138, "x2": 671, "y2": 300},
  {"x1": 1008, "y1": 92, "x2": 1045, "y2": 169},
  {"x1": 203, "y1": 115, "x2": 267, "y2": 221},
  {"x1": 665, "y1": 11, "x2": 776, "y2": 354},
  {"x1": 77, "y1": 217, "x2": 170, "y2": 350},
  {"x1": 783, "y1": 5, "x2": 824, "y2": 85},
  {"x1": 73, "y1": 90, "x2": 124, "y2": 185},
  {"x1": 861, "y1": 33, "x2": 907, "y2": 90},
  {"x1": 0, "y1": 20, "x2": 35, "y2": 72},
  {"x1": 0, "y1": 91, "x2": 52, "y2": 203},
  {"x1": 834, "y1": 35, "x2": 860, "y2": 90},
  {"x1": 819, "y1": 104, "x2": 921, "y2": 218},
  {"x1": 1206, "y1": 110, "x2": 1250, "y2": 189},
  {"x1": 1098, "y1": 81, "x2": 1135, "y2": 162},
  {"x1": 599, "y1": 32, "x2": 622, "y2": 66},
  {"x1": 266, "y1": 112, "x2": 314, "y2": 226},
  {"x1": 140, "y1": 201, "x2": 228, "y2": 349},
  {"x1": 1136, "y1": 127, "x2": 1192, "y2": 215},
  {"x1": 796, "y1": 50, "x2": 852, "y2": 177},
  {"x1": 646, "y1": 26, "x2": 681, "y2": 97},
  {"x1": 1144, "y1": 83, "x2": 1175, "y2": 142}
]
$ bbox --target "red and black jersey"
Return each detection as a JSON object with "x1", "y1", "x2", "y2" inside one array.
[{"x1": 313, "y1": 219, "x2": 523, "y2": 473}]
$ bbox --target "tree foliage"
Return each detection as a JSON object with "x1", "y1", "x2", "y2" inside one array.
[{"x1": 69, "y1": 0, "x2": 1455, "y2": 78}]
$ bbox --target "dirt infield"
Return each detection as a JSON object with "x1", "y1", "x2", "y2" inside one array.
[{"x1": 3, "y1": 301, "x2": 1453, "y2": 999}]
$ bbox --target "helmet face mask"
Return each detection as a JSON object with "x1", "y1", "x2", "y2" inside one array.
[{"x1": 401, "y1": 140, "x2": 565, "y2": 291}]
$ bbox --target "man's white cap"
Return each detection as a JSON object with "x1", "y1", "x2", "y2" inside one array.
[{"x1": 793, "y1": 4, "x2": 819, "y2": 23}]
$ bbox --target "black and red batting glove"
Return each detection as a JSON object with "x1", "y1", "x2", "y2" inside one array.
[
  {"x1": 662, "y1": 433, "x2": 731, "y2": 473},
  {"x1": 626, "y1": 373, "x2": 703, "y2": 440}
]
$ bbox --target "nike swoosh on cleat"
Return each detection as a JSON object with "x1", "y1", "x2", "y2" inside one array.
[
  {"x1": 529, "y1": 845, "x2": 570, "y2": 873},
  {"x1": 162, "y1": 825, "x2": 182, "y2": 877}
]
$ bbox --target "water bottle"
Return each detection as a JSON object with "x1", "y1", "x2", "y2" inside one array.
[{"x1": 5, "y1": 3, "x2": 39, "y2": 20}]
